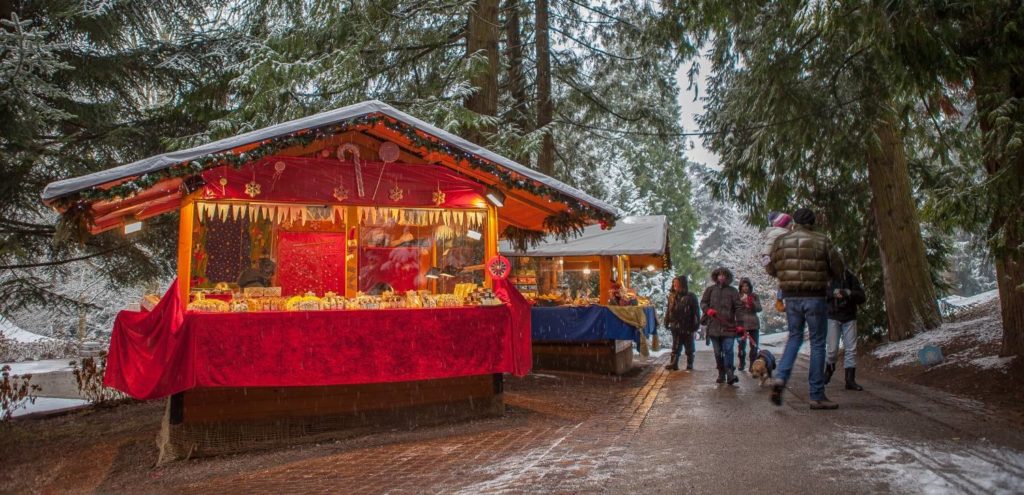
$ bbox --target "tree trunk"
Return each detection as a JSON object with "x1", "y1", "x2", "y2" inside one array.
[
  {"x1": 535, "y1": 0, "x2": 555, "y2": 175},
  {"x1": 995, "y1": 217, "x2": 1024, "y2": 357},
  {"x1": 976, "y1": 71, "x2": 1024, "y2": 357},
  {"x1": 464, "y1": 0, "x2": 500, "y2": 145},
  {"x1": 504, "y1": 0, "x2": 531, "y2": 164},
  {"x1": 865, "y1": 114, "x2": 942, "y2": 341}
]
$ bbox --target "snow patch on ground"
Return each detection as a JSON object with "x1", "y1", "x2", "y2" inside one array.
[
  {"x1": 0, "y1": 317, "x2": 53, "y2": 343},
  {"x1": 828, "y1": 430, "x2": 1024, "y2": 494},
  {"x1": 1, "y1": 359, "x2": 74, "y2": 375},
  {"x1": 9, "y1": 397, "x2": 90, "y2": 419},
  {"x1": 968, "y1": 355, "x2": 1016, "y2": 371},
  {"x1": 941, "y1": 289, "x2": 999, "y2": 309},
  {"x1": 872, "y1": 311, "x2": 1003, "y2": 368}
]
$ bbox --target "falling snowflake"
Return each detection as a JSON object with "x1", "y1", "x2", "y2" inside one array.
[
  {"x1": 432, "y1": 188, "x2": 446, "y2": 207},
  {"x1": 389, "y1": 184, "x2": 404, "y2": 202},
  {"x1": 244, "y1": 180, "x2": 261, "y2": 198}
]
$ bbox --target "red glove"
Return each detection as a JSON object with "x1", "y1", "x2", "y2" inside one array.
[{"x1": 706, "y1": 309, "x2": 718, "y2": 317}]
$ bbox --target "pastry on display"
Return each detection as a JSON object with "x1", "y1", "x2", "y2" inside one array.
[
  {"x1": 188, "y1": 293, "x2": 229, "y2": 312},
  {"x1": 286, "y1": 292, "x2": 322, "y2": 311}
]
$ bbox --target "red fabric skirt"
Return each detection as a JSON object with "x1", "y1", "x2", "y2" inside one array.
[{"x1": 104, "y1": 280, "x2": 532, "y2": 400}]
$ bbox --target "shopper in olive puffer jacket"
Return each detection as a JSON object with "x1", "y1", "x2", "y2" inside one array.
[{"x1": 766, "y1": 208, "x2": 844, "y2": 410}]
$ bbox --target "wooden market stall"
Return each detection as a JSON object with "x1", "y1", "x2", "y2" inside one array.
[
  {"x1": 41, "y1": 100, "x2": 620, "y2": 461},
  {"x1": 500, "y1": 216, "x2": 669, "y2": 374}
]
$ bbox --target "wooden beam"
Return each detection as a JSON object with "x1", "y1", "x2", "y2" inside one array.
[
  {"x1": 177, "y1": 197, "x2": 196, "y2": 303},
  {"x1": 484, "y1": 205, "x2": 499, "y2": 288},
  {"x1": 599, "y1": 256, "x2": 613, "y2": 305}
]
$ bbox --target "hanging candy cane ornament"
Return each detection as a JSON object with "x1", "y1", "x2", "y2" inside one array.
[{"x1": 338, "y1": 143, "x2": 364, "y2": 197}]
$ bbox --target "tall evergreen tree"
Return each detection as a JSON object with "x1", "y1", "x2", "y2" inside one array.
[
  {"x1": 674, "y1": 0, "x2": 944, "y2": 341},
  {"x1": 0, "y1": 1, "x2": 231, "y2": 317}
]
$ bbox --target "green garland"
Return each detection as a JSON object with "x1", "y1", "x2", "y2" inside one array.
[
  {"x1": 542, "y1": 211, "x2": 589, "y2": 241},
  {"x1": 502, "y1": 226, "x2": 548, "y2": 252},
  {"x1": 59, "y1": 112, "x2": 618, "y2": 232}
]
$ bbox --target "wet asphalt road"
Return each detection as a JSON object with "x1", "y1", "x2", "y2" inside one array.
[{"x1": 605, "y1": 349, "x2": 1024, "y2": 494}]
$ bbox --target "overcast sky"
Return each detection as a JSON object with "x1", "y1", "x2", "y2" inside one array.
[{"x1": 675, "y1": 57, "x2": 720, "y2": 170}]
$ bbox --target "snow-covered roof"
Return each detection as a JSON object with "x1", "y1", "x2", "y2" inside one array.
[
  {"x1": 41, "y1": 100, "x2": 620, "y2": 218},
  {"x1": 499, "y1": 215, "x2": 668, "y2": 257}
]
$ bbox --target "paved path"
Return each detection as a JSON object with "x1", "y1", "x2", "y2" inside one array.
[
  {"x1": 172, "y1": 351, "x2": 1024, "y2": 494},
  {"x1": 6, "y1": 350, "x2": 1024, "y2": 494}
]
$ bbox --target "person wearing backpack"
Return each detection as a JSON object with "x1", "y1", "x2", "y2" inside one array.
[{"x1": 665, "y1": 276, "x2": 700, "y2": 371}]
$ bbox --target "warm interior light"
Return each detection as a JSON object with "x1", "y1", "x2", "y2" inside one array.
[
  {"x1": 485, "y1": 187, "x2": 506, "y2": 207},
  {"x1": 646, "y1": 264, "x2": 656, "y2": 272},
  {"x1": 466, "y1": 230, "x2": 482, "y2": 240},
  {"x1": 582, "y1": 266, "x2": 592, "y2": 275},
  {"x1": 124, "y1": 220, "x2": 143, "y2": 235}
]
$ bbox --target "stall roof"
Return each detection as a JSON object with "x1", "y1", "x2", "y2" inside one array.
[
  {"x1": 41, "y1": 100, "x2": 619, "y2": 217},
  {"x1": 500, "y1": 215, "x2": 668, "y2": 257}
]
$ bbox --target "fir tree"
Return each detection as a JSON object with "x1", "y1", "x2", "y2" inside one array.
[{"x1": 0, "y1": 1, "x2": 231, "y2": 319}]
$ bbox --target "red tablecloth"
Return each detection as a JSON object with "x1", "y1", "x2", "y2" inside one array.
[{"x1": 105, "y1": 279, "x2": 532, "y2": 400}]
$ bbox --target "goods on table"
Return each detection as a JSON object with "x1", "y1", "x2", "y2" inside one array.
[
  {"x1": 184, "y1": 286, "x2": 504, "y2": 313},
  {"x1": 187, "y1": 293, "x2": 229, "y2": 312},
  {"x1": 531, "y1": 294, "x2": 564, "y2": 307},
  {"x1": 286, "y1": 292, "x2": 322, "y2": 311},
  {"x1": 467, "y1": 287, "x2": 501, "y2": 306}
]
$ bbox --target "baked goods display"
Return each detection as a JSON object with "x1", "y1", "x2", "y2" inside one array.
[
  {"x1": 186, "y1": 286, "x2": 504, "y2": 313},
  {"x1": 187, "y1": 293, "x2": 230, "y2": 312}
]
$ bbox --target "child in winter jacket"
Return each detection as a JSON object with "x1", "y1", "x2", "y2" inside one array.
[
  {"x1": 761, "y1": 212, "x2": 793, "y2": 266},
  {"x1": 762, "y1": 212, "x2": 792, "y2": 311}
]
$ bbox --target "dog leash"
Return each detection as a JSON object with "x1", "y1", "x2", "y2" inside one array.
[{"x1": 706, "y1": 311, "x2": 762, "y2": 353}]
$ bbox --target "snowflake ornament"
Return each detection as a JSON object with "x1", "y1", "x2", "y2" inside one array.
[
  {"x1": 389, "y1": 184, "x2": 404, "y2": 202},
  {"x1": 244, "y1": 180, "x2": 261, "y2": 198},
  {"x1": 432, "y1": 188, "x2": 446, "y2": 207},
  {"x1": 333, "y1": 185, "x2": 350, "y2": 201}
]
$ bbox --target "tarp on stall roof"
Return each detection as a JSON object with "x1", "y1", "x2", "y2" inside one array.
[
  {"x1": 499, "y1": 215, "x2": 668, "y2": 257},
  {"x1": 41, "y1": 100, "x2": 621, "y2": 217}
]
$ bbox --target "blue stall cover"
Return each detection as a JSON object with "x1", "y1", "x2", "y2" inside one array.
[{"x1": 532, "y1": 306, "x2": 657, "y2": 347}]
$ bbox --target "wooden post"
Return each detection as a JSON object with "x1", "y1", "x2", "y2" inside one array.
[
  {"x1": 484, "y1": 205, "x2": 499, "y2": 288},
  {"x1": 345, "y1": 206, "x2": 359, "y2": 297},
  {"x1": 599, "y1": 256, "x2": 613, "y2": 305},
  {"x1": 620, "y1": 255, "x2": 631, "y2": 290},
  {"x1": 176, "y1": 198, "x2": 195, "y2": 303}
]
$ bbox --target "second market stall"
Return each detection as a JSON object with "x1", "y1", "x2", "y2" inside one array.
[{"x1": 500, "y1": 216, "x2": 669, "y2": 374}]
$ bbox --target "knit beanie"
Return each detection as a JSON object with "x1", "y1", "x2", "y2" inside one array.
[
  {"x1": 793, "y1": 208, "x2": 816, "y2": 226},
  {"x1": 772, "y1": 213, "x2": 792, "y2": 228},
  {"x1": 767, "y1": 211, "x2": 782, "y2": 226}
]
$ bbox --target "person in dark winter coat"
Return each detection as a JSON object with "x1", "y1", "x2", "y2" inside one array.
[
  {"x1": 665, "y1": 276, "x2": 700, "y2": 371},
  {"x1": 766, "y1": 208, "x2": 845, "y2": 409},
  {"x1": 700, "y1": 267, "x2": 743, "y2": 385},
  {"x1": 735, "y1": 277, "x2": 763, "y2": 371},
  {"x1": 825, "y1": 269, "x2": 867, "y2": 390}
]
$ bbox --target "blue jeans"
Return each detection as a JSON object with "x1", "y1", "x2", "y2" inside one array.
[
  {"x1": 710, "y1": 336, "x2": 736, "y2": 373},
  {"x1": 776, "y1": 297, "x2": 828, "y2": 401}
]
